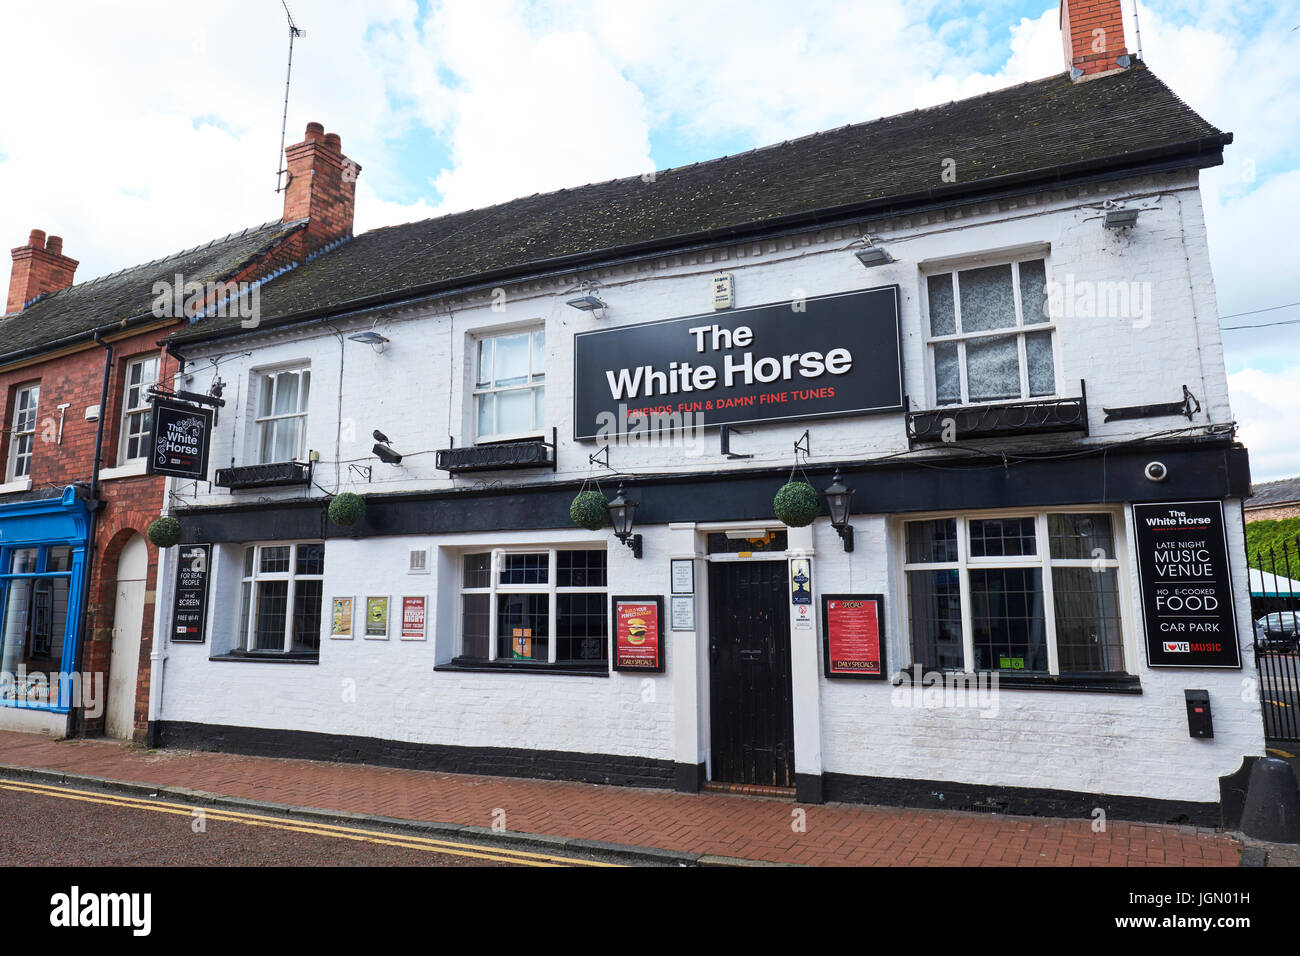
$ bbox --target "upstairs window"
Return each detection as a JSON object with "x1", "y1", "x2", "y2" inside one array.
[
  {"x1": 118, "y1": 354, "x2": 159, "y2": 463},
  {"x1": 473, "y1": 329, "x2": 544, "y2": 441},
  {"x1": 925, "y1": 257, "x2": 1056, "y2": 406},
  {"x1": 7, "y1": 383, "x2": 39, "y2": 482},
  {"x1": 256, "y1": 368, "x2": 310, "y2": 463}
]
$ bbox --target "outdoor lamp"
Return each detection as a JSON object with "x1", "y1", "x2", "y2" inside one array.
[
  {"x1": 853, "y1": 246, "x2": 892, "y2": 268},
  {"x1": 824, "y1": 469, "x2": 855, "y2": 552},
  {"x1": 348, "y1": 330, "x2": 390, "y2": 353},
  {"x1": 1103, "y1": 208, "x2": 1140, "y2": 229},
  {"x1": 566, "y1": 294, "x2": 607, "y2": 317},
  {"x1": 607, "y1": 483, "x2": 642, "y2": 559}
]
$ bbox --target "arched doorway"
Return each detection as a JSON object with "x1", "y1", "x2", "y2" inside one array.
[{"x1": 106, "y1": 534, "x2": 147, "y2": 739}]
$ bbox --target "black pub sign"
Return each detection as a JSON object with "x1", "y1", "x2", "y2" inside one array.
[
  {"x1": 148, "y1": 398, "x2": 213, "y2": 480},
  {"x1": 572, "y1": 286, "x2": 902, "y2": 440},
  {"x1": 1132, "y1": 500, "x2": 1241, "y2": 668},
  {"x1": 171, "y1": 544, "x2": 211, "y2": 644}
]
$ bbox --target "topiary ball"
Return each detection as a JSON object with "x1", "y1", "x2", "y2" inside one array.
[
  {"x1": 147, "y1": 516, "x2": 182, "y2": 548},
  {"x1": 570, "y1": 490, "x2": 608, "y2": 531},
  {"x1": 773, "y1": 481, "x2": 820, "y2": 528},
  {"x1": 328, "y1": 492, "x2": 366, "y2": 527}
]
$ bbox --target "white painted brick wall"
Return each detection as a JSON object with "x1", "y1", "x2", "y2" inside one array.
[{"x1": 152, "y1": 168, "x2": 1261, "y2": 803}]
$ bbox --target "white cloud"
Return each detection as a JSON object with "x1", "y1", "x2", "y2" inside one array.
[{"x1": 1227, "y1": 367, "x2": 1300, "y2": 482}]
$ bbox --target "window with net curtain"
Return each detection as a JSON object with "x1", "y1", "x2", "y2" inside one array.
[
  {"x1": 925, "y1": 257, "x2": 1055, "y2": 406},
  {"x1": 256, "y1": 368, "x2": 310, "y2": 463},
  {"x1": 904, "y1": 512, "x2": 1126, "y2": 675}
]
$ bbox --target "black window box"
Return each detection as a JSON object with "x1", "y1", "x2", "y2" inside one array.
[
  {"x1": 215, "y1": 460, "x2": 313, "y2": 490},
  {"x1": 209, "y1": 650, "x2": 320, "y2": 664},
  {"x1": 895, "y1": 669, "x2": 1140, "y2": 694},
  {"x1": 906, "y1": 381, "x2": 1088, "y2": 446},
  {"x1": 436, "y1": 656, "x2": 608, "y2": 677},
  {"x1": 436, "y1": 431, "x2": 555, "y2": 473}
]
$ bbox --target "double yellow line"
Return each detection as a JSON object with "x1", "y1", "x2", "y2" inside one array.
[{"x1": 0, "y1": 778, "x2": 618, "y2": 867}]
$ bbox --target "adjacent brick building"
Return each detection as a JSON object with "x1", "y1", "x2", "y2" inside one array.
[{"x1": 0, "y1": 124, "x2": 358, "y2": 740}]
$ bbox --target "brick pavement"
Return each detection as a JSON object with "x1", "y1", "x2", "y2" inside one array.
[{"x1": 0, "y1": 731, "x2": 1241, "y2": 866}]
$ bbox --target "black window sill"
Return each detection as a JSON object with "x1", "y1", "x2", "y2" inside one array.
[
  {"x1": 894, "y1": 669, "x2": 1141, "y2": 694},
  {"x1": 209, "y1": 651, "x2": 320, "y2": 665},
  {"x1": 436, "y1": 657, "x2": 609, "y2": 677}
]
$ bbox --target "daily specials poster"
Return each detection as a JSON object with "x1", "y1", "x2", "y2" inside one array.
[
  {"x1": 1132, "y1": 501, "x2": 1241, "y2": 668},
  {"x1": 613, "y1": 598, "x2": 663, "y2": 672},
  {"x1": 822, "y1": 594, "x2": 886, "y2": 679}
]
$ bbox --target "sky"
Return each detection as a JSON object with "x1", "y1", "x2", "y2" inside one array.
[{"x1": 0, "y1": 0, "x2": 1296, "y2": 479}]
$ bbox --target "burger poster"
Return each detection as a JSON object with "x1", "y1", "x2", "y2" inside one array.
[{"x1": 613, "y1": 596, "x2": 665, "y2": 672}]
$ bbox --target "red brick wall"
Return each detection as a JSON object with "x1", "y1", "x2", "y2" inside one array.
[
  {"x1": 1060, "y1": 0, "x2": 1128, "y2": 76},
  {"x1": 0, "y1": 325, "x2": 177, "y2": 741}
]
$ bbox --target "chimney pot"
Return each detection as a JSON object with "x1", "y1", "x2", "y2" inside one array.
[
  {"x1": 304, "y1": 121, "x2": 325, "y2": 142},
  {"x1": 28, "y1": 229, "x2": 45, "y2": 250},
  {"x1": 323, "y1": 132, "x2": 341, "y2": 153},
  {"x1": 46, "y1": 236, "x2": 63, "y2": 256}
]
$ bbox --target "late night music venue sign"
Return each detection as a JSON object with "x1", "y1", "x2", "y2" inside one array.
[{"x1": 572, "y1": 287, "x2": 903, "y2": 440}]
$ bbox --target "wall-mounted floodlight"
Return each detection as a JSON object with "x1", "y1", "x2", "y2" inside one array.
[
  {"x1": 1103, "y1": 208, "x2": 1140, "y2": 229},
  {"x1": 566, "y1": 294, "x2": 607, "y2": 318},
  {"x1": 854, "y1": 246, "x2": 892, "y2": 267},
  {"x1": 348, "y1": 330, "x2": 390, "y2": 353}
]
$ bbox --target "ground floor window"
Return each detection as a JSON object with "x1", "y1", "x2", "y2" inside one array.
[
  {"x1": 236, "y1": 542, "x2": 325, "y2": 656},
  {"x1": 0, "y1": 544, "x2": 75, "y2": 707},
  {"x1": 458, "y1": 547, "x2": 607, "y2": 668},
  {"x1": 903, "y1": 511, "x2": 1126, "y2": 675}
]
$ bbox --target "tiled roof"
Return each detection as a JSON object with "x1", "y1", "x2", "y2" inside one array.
[
  {"x1": 1249, "y1": 477, "x2": 1300, "y2": 508},
  {"x1": 168, "y1": 63, "x2": 1229, "y2": 348},
  {"x1": 0, "y1": 220, "x2": 300, "y2": 362}
]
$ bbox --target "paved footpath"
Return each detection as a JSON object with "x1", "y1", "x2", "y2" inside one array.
[{"x1": 0, "y1": 731, "x2": 1241, "y2": 866}]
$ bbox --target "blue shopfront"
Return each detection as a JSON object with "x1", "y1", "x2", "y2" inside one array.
[{"x1": 0, "y1": 487, "x2": 91, "y2": 726}]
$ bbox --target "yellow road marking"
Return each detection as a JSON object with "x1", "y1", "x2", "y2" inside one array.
[
  {"x1": 1267, "y1": 747, "x2": 1296, "y2": 759},
  {"x1": 0, "y1": 779, "x2": 619, "y2": 867}
]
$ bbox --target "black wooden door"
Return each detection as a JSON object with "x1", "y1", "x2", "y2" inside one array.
[{"x1": 708, "y1": 560, "x2": 795, "y2": 787}]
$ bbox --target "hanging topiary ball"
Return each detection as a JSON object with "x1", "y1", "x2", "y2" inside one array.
[
  {"x1": 570, "y1": 489, "x2": 608, "y2": 531},
  {"x1": 773, "y1": 481, "x2": 820, "y2": 528},
  {"x1": 147, "y1": 516, "x2": 182, "y2": 548},
  {"x1": 328, "y1": 492, "x2": 366, "y2": 527}
]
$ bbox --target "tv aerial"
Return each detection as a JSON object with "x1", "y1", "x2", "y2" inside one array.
[{"x1": 274, "y1": 0, "x2": 306, "y2": 194}]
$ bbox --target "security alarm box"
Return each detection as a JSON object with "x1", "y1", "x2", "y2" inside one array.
[
  {"x1": 1185, "y1": 689, "x2": 1213, "y2": 738},
  {"x1": 712, "y1": 273, "x2": 734, "y2": 310}
]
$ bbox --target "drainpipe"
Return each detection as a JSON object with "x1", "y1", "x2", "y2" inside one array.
[{"x1": 67, "y1": 334, "x2": 113, "y2": 738}]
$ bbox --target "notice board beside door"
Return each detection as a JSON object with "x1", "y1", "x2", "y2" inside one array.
[{"x1": 821, "y1": 594, "x2": 886, "y2": 679}]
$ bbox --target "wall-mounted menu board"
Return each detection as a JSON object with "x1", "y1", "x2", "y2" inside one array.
[{"x1": 821, "y1": 594, "x2": 886, "y2": 679}]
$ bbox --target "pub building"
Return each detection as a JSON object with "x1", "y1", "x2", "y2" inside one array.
[{"x1": 149, "y1": 1, "x2": 1262, "y2": 823}]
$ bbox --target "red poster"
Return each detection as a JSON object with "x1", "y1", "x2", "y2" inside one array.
[
  {"x1": 823, "y1": 595, "x2": 885, "y2": 678},
  {"x1": 401, "y1": 596, "x2": 427, "y2": 640},
  {"x1": 614, "y1": 599, "x2": 662, "y2": 671}
]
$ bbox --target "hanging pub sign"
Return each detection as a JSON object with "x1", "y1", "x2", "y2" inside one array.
[
  {"x1": 148, "y1": 398, "x2": 214, "y2": 480},
  {"x1": 612, "y1": 596, "x2": 665, "y2": 672},
  {"x1": 572, "y1": 286, "x2": 902, "y2": 440},
  {"x1": 1133, "y1": 501, "x2": 1242, "y2": 668},
  {"x1": 171, "y1": 544, "x2": 211, "y2": 644},
  {"x1": 821, "y1": 594, "x2": 886, "y2": 679}
]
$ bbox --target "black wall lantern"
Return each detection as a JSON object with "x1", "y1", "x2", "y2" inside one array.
[
  {"x1": 824, "y1": 470, "x2": 855, "y2": 552},
  {"x1": 607, "y1": 483, "x2": 642, "y2": 558}
]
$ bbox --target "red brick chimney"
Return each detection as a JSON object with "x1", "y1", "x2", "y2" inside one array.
[
  {"x1": 6, "y1": 228, "x2": 79, "y2": 314},
  {"x1": 283, "y1": 122, "x2": 361, "y2": 257},
  {"x1": 1060, "y1": 0, "x2": 1130, "y2": 79}
]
